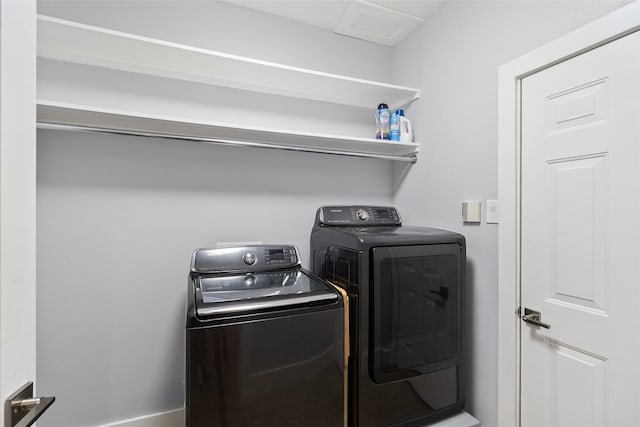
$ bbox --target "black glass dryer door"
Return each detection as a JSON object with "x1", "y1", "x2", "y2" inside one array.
[{"x1": 370, "y1": 244, "x2": 462, "y2": 383}]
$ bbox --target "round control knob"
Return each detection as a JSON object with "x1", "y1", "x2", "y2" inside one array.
[
  {"x1": 243, "y1": 275, "x2": 256, "y2": 287},
  {"x1": 242, "y1": 252, "x2": 256, "y2": 265},
  {"x1": 356, "y1": 209, "x2": 369, "y2": 222}
]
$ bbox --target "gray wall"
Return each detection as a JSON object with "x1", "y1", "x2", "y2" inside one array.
[
  {"x1": 36, "y1": 2, "x2": 392, "y2": 426},
  {"x1": 37, "y1": 130, "x2": 391, "y2": 427},
  {"x1": 390, "y1": 2, "x2": 627, "y2": 426}
]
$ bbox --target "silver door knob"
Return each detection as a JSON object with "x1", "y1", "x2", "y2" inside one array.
[
  {"x1": 5, "y1": 382, "x2": 55, "y2": 427},
  {"x1": 521, "y1": 307, "x2": 551, "y2": 329}
]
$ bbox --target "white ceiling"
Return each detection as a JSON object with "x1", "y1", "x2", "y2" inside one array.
[{"x1": 220, "y1": 0, "x2": 442, "y2": 46}]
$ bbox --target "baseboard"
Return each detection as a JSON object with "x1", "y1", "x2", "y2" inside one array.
[
  {"x1": 92, "y1": 407, "x2": 477, "y2": 427},
  {"x1": 96, "y1": 408, "x2": 185, "y2": 427},
  {"x1": 432, "y1": 411, "x2": 481, "y2": 427}
]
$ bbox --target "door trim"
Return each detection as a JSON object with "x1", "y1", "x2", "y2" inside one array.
[
  {"x1": 0, "y1": 2, "x2": 37, "y2": 425},
  {"x1": 497, "y1": 2, "x2": 640, "y2": 426}
]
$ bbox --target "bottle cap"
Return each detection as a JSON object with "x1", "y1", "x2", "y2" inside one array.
[
  {"x1": 396, "y1": 109, "x2": 405, "y2": 116},
  {"x1": 377, "y1": 103, "x2": 388, "y2": 109}
]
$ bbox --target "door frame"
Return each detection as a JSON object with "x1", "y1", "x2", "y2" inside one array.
[
  {"x1": 0, "y1": 1, "x2": 37, "y2": 425},
  {"x1": 497, "y1": 2, "x2": 640, "y2": 426}
]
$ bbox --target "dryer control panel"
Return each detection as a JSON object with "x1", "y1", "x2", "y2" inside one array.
[
  {"x1": 191, "y1": 245, "x2": 300, "y2": 273},
  {"x1": 318, "y1": 206, "x2": 402, "y2": 226}
]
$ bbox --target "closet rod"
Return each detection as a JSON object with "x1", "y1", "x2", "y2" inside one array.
[{"x1": 37, "y1": 123, "x2": 418, "y2": 164}]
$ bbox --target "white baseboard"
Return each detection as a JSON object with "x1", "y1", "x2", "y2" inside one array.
[
  {"x1": 96, "y1": 408, "x2": 185, "y2": 427},
  {"x1": 430, "y1": 411, "x2": 481, "y2": 427},
  {"x1": 93, "y1": 407, "x2": 477, "y2": 427}
]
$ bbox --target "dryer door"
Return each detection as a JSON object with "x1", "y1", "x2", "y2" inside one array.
[{"x1": 370, "y1": 244, "x2": 463, "y2": 383}]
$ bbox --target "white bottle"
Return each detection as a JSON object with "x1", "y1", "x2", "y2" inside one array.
[{"x1": 396, "y1": 109, "x2": 413, "y2": 142}]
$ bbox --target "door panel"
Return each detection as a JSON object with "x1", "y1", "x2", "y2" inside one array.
[
  {"x1": 548, "y1": 154, "x2": 607, "y2": 311},
  {"x1": 551, "y1": 341, "x2": 606, "y2": 427},
  {"x1": 546, "y1": 78, "x2": 608, "y2": 133},
  {"x1": 521, "y1": 30, "x2": 640, "y2": 426}
]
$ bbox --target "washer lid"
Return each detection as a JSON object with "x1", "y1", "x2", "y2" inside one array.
[{"x1": 194, "y1": 268, "x2": 338, "y2": 317}]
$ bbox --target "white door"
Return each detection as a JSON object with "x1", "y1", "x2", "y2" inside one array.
[
  {"x1": 520, "y1": 30, "x2": 640, "y2": 426},
  {"x1": 0, "y1": 1, "x2": 38, "y2": 426}
]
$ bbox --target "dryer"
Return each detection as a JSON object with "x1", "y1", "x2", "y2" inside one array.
[{"x1": 311, "y1": 206, "x2": 465, "y2": 427}]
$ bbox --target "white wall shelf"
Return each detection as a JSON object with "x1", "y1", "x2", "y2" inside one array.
[
  {"x1": 37, "y1": 15, "x2": 420, "y2": 110},
  {"x1": 37, "y1": 101, "x2": 420, "y2": 162},
  {"x1": 37, "y1": 15, "x2": 421, "y2": 162}
]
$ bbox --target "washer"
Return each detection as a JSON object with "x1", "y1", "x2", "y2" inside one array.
[
  {"x1": 311, "y1": 206, "x2": 466, "y2": 427},
  {"x1": 186, "y1": 245, "x2": 345, "y2": 427}
]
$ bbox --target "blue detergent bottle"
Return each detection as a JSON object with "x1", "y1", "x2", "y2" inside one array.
[
  {"x1": 396, "y1": 109, "x2": 414, "y2": 142},
  {"x1": 390, "y1": 110, "x2": 401, "y2": 141}
]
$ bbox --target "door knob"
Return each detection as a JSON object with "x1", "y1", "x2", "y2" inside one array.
[
  {"x1": 4, "y1": 382, "x2": 55, "y2": 427},
  {"x1": 521, "y1": 307, "x2": 551, "y2": 329}
]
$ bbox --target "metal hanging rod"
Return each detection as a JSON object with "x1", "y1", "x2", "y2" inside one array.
[{"x1": 37, "y1": 123, "x2": 418, "y2": 164}]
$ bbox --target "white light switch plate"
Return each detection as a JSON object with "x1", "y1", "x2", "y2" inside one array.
[
  {"x1": 486, "y1": 199, "x2": 499, "y2": 224},
  {"x1": 462, "y1": 201, "x2": 481, "y2": 223}
]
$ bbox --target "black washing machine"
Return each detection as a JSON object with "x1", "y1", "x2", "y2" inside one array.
[
  {"x1": 311, "y1": 206, "x2": 465, "y2": 427},
  {"x1": 186, "y1": 245, "x2": 345, "y2": 427}
]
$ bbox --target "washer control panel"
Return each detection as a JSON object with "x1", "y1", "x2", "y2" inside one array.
[
  {"x1": 319, "y1": 206, "x2": 401, "y2": 226},
  {"x1": 191, "y1": 245, "x2": 300, "y2": 273}
]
